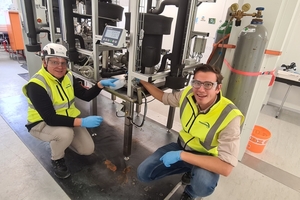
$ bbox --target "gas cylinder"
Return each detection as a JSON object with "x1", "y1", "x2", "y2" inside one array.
[
  {"x1": 225, "y1": 7, "x2": 268, "y2": 115},
  {"x1": 208, "y1": 20, "x2": 233, "y2": 69}
]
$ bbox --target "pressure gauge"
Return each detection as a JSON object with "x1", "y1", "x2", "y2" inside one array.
[{"x1": 242, "y1": 3, "x2": 251, "y2": 12}]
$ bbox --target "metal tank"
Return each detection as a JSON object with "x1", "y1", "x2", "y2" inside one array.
[
  {"x1": 208, "y1": 20, "x2": 233, "y2": 69},
  {"x1": 208, "y1": 6, "x2": 233, "y2": 69},
  {"x1": 226, "y1": 7, "x2": 268, "y2": 115}
]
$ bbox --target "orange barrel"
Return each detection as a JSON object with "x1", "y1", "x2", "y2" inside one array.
[{"x1": 247, "y1": 125, "x2": 271, "y2": 153}]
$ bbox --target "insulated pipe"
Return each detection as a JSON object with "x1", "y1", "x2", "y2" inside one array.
[
  {"x1": 149, "y1": 0, "x2": 188, "y2": 89},
  {"x1": 59, "y1": 0, "x2": 78, "y2": 62},
  {"x1": 23, "y1": 0, "x2": 41, "y2": 52},
  {"x1": 168, "y1": 0, "x2": 189, "y2": 77}
]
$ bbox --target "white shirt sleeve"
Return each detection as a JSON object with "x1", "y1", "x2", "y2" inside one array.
[
  {"x1": 161, "y1": 90, "x2": 183, "y2": 107},
  {"x1": 217, "y1": 116, "x2": 242, "y2": 167}
]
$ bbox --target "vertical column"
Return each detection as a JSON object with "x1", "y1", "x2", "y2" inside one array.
[
  {"x1": 91, "y1": 0, "x2": 99, "y2": 115},
  {"x1": 123, "y1": 0, "x2": 140, "y2": 158}
]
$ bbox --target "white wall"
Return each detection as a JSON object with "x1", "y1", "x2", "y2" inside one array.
[
  {"x1": 267, "y1": 1, "x2": 300, "y2": 113},
  {"x1": 155, "y1": 0, "x2": 300, "y2": 160},
  {"x1": 221, "y1": 0, "x2": 300, "y2": 160},
  {"x1": 160, "y1": 0, "x2": 238, "y2": 62}
]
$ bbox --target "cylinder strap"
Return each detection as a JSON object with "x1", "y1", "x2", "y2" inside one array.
[{"x1": 223, "y1": 58, "x2": 276, "y2": 86}]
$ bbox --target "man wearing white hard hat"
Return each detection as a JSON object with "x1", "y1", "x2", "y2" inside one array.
[{"x1": 22, "y1": 43, "x2": 117, "y2": 179}]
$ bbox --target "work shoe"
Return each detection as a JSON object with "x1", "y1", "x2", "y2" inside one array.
[
  {"x1": 181, "y1": 172, "x2": 192, "y2": 185},
  {"x1": 180, "y1": 192, "x2": 194, "y2": 200},
  {"x1": 51, "y1": 158, "x2": 70, "y2": 179}
]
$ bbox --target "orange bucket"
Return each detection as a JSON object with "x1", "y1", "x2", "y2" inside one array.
[{"x1": 247, "y1": 125, "x2": 271, "y2": 153}]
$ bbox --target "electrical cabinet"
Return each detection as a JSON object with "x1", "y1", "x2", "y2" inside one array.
[{"x1": 6, "y1": 11, "x2": 24, "y2": 51}]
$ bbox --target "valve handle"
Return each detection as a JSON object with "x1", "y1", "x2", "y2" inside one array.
[{"x1": 256, "y1": 7, "x2": 265, "y2": 11}]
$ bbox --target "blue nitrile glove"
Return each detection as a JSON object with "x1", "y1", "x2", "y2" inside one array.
[
  {"x1": 132, "y1": 78, "x2": 140, "y2": 87},
  {"x1": 159, "y1": 150, "x2": 182, "y2": 167},
  {"x1": 81, "y1": 116, "x2": 103, "y2": 128},
  {"x1": 100, "y1": 78, "x2": 118, "y2": 87}
]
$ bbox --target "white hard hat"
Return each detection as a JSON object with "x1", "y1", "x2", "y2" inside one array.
[{"x1": 42, "y1": 43, "x2": 69, "y2": 60}]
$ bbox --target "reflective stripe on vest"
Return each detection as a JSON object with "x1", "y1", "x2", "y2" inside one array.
[
  {"x1": 178, "y1": 87, "x2": 243, "y2": 155},
  {"x1": 199, "y1": 104, "x2": 237, "y2": 150},
  {"x1": 28, "y1": 72, "x2": 75, "y2": 111},
  {"x1": 23, "y1": 67, "x2": 80, "y2": 123},
  {"x1": 31, "y1": 74, "x2": 53, "y2": 101}
]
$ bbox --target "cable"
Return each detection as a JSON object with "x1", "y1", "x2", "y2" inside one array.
[
  {"x1": 131, "y1": 91, "x2": 147, "y2": 127},
  {"x1": 115, "y1": 109, "x2": 125, "y2": 117},
  {"x1": 143, "y1": 98, "x2": 155, "y2": 103},
  {"x1": 78, "y1": 65, "x2": 94, "y2": 78},
  {"x1": 83, "y1": 56, "x2": 91, "y2": 66}
]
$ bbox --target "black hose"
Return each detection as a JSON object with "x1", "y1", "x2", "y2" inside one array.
[
  {"x1": 157, "y1": 53, "x2": 172, "y2": 72},
  {"x1": 38, "y1": 29, "x2": 51, "y2": 42},
  {"x1": 74, "y1": 35, "x2": 86, "y2": 49}
]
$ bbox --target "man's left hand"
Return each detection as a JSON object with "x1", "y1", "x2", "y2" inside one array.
[{"x1": 160, "y1": 150, "x2": 182, "y2": 167}]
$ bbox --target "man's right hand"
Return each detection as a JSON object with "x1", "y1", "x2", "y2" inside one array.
[
  {"x1": 81, "y1": 116, "x2": 103, "y2": 128},
  {"x1": 99, "y1": 79, "x2": 118, "y2": 87}
]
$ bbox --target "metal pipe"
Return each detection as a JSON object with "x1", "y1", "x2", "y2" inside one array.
[
  {"x1": 123, "y1": 101, "x2": 134, "y2": 157},
  {"x1": 182, "y1": 0, "x2": 197, "y2": 64},
  {"x1": 58, "y1": 0, "x2": 67, "y2": 42},
  {"x1": 150, "y1": 0, "x2": 179, "y2": 14},
  {"x1": 46, "y1": 0, "x2": 56, "y2": 42},
  {"x1": 92, "y1": 0, "x2": 99, "y2": 82},
  {"x1": 164, "y1": 181, "x2": 183, "y2": 200},
  {"x1": 147, "y1": 0, "x2": 153, "y2": 13},
  {"x1": 127, "y1": 0, "x2": 140, "y2": 96}
]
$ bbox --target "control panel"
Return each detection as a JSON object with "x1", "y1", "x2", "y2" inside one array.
[{"x1": 100, "y1": 25, "x2": 126, "y2": 48}]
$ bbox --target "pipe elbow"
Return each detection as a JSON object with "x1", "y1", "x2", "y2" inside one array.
[{"x1": 150, "y1": 0, "x2": 180, "y2": 14}]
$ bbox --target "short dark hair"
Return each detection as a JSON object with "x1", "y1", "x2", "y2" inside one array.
[{"x1": 193, "y1": 64, "x2": 223, "y2": 84}]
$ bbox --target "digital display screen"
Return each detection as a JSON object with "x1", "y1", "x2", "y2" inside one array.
[
  {"x1": 100, "y1": 26, "x2": 125, "y2": 48},
  {"x1": 105, "y1": 29, "x2": 121, "y2": 40}
]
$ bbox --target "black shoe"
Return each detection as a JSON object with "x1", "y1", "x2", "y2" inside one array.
[
  {"x1": 51, "y1": 158, "x2": 70, "y2": 179},
  {"x1": 181, "y1": 172, "x2": 192, "y2": 185},
  {"x1": 180, "y1": 192, "x2": 194, "y2": 200}
]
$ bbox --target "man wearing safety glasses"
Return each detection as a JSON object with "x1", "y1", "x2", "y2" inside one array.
[
  {"x1": 22, "y1": 43, "x2": 117, "y2": 179},
  {"x1": 137, "y1": 64, "x2": 244, "y2": 200}
]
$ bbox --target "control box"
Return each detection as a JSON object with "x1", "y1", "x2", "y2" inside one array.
[{"x1": 100, "y1": 25, "x2": 126, "y2": 48}]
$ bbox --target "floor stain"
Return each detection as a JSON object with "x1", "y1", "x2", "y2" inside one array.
[{"x1": 104, "y1": 159, "x2": 117, "y2": 172}]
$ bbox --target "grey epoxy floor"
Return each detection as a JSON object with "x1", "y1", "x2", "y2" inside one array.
[{"x1": 0, "y1": 49, "x2": 300, "y2": 200}]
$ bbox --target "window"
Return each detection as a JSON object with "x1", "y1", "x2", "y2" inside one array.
[{"x1": 0, "y1": 0, "x2": 13, "y2": 25}]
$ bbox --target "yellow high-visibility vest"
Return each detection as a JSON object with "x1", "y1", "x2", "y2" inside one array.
[
  {"x1": 178, "y1": 86, "x2": 244, "y2": 156},
  {"x1": 22, "y1": 66, "x2": 80, "y2": 124}
]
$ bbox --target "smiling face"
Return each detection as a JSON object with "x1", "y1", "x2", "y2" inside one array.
[
  {"x1": 192, "y1": 71, "x2": 222, "y2": 110},
  {"x1": 43, "y1": 57, "x2": 68, "y2": 79}
]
